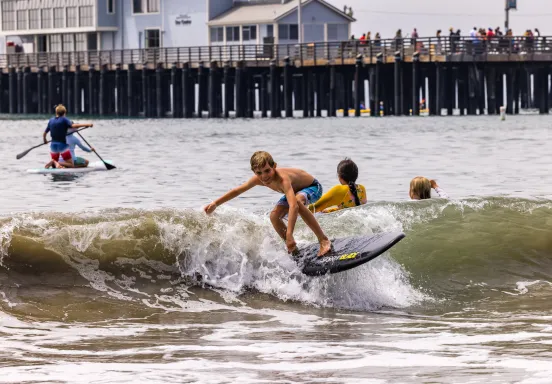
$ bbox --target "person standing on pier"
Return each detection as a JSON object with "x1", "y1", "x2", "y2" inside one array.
[{"x1": 43, "y1": 105, "x2": 93, "y2": 169}]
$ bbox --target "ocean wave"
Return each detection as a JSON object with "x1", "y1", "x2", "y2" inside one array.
[{"x1": 0, "y1": 197, "x2": 551, "y2": 313}]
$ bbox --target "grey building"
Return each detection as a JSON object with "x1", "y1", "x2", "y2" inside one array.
[{"x1": 0, "y1": 0, "x2": 352, "y2": 54}]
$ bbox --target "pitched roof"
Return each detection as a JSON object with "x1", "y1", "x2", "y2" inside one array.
[{"x1": 208, "y1": 0, "x2": 355, "y2": 26}]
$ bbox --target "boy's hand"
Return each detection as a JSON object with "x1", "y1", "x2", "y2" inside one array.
[
  {"x1": 204, "y1": 202, "x2": 217, "y2": 214},
  {"x1": 286, "y1": 235, "x2": 297, "y2": 254},
  {"x1": 430, "y1": 179, "x2": 439, "y2": 189},
  {"x1": 88, "y1": 124, "x2": 94, "y2": 128}
]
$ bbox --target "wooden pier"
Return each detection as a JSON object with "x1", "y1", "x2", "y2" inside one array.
[{"x1": 1, "y1": 36, "x2": 552, "y2": 117}]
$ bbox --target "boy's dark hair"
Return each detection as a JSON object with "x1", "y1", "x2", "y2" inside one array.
[{"x1": 337, "y1": 158, "x2": 361, "y2": 206}]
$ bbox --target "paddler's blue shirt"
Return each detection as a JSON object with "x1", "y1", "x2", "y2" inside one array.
[{"x1": 44, "y1": 116, "x2": 72, "y2": 143}]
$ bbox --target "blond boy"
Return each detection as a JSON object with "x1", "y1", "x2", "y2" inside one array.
[{"x1": 204, "y1": 151, "x2": 331, "y2": 256}]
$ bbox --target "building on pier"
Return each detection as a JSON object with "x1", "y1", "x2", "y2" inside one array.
[
  {"x1": 208, "y1": 0, "x2": 354, "y2": 46},
  {"x1": 0, "y1": 0, "x2": 353, "y2": 54},
  {"x1": 0, "y1": 0, "x2": 208, "y2": 53}
]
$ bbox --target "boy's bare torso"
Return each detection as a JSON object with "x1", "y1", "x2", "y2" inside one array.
[{"x1": 258, "y1": 168, "x2": 315, "y2": 194}]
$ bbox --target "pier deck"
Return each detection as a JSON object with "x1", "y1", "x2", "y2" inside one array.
[{"x1": 1, "y1": 36, "x2": 551, "y2": 117}]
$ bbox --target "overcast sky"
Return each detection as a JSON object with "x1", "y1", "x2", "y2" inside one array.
[{"x1": 328, "y1": 0, "x2": 552, "y2": 38}]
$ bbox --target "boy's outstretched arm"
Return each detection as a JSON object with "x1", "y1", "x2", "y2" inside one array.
[{"x1": 204, "y1": 176, "x2": 260, "y2": 214}]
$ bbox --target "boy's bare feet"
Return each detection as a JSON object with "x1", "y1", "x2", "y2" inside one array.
[{"x1": 317, "y1": 238, "x2": 332, "y2": 257}]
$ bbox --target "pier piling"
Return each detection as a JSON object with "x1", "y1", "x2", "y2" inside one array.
[
  {"x1": 412, "y1": 54, "x2": 420, "y2": 116},
  {"x1": 354, "y1": 56, "x2": 362, "y2": 117},
  {"x1": 284, "y1": 57, "x2": 293, "y2": 117},
  {"x1": 22, "y1": 67, "x2": 30, "y2": 115},
  {"x1": 329, "y1": 65, "x2": 336, "y2": 117},
  {"x1": 394, "y1": 53, "x2": 401, "y2": 116},
  {"x1": 270, "y1": 60, "x2": 279, "y2": 118}
]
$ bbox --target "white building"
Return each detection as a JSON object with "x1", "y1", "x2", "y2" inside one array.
[
  {"x1": 0, "y1": 0, "x2": 353, "y2": 54},
  {"x1": 208, "y1": 0, "x2": 354, "y2": 46}
]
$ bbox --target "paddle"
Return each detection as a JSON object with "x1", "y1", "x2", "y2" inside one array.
[
  {"x1": 76, "y1": 132, "x2": 116, "y2": 170},
  {"x1": 16, "y1": 127, "x2": 91, "y2": 160}
]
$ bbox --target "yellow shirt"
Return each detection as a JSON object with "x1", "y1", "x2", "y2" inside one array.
[{"x1": 308, "y1": 184, "x2": 367, "y2": 213}]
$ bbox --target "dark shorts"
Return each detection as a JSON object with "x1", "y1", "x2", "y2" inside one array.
[
  {"x1": 276, "y1": 179, "x2": 323, "y2": 207},
  {"x1": 73, "y1": 157, "x2": 87, "y2": 166}
]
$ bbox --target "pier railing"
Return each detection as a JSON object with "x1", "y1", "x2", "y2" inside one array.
[{"x1": 2, "y1": 35, "x2": 552, "y2": 68}]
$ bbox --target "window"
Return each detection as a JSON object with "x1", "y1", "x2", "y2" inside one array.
[
  {"x1": 37, "y1": 35, "x2": 47, "y2": 52},
  {"x1": 62, "y1": 34, "x2": 74, "y2": 52},
  {"x1": 278, "y1": 24, "x2": 287, "y2": 39},
  {"x1": 29, "y1": 9, "x2": 40, "y2": 29},
  {"x1": 87, "y1": 32, "x2": 97, "y2": 50},
  {"x1": 145, "y1": 29, "x2": 160, "y2": 48},
  {"x1": 2, "y1": 1, "x2": 15, "y2": 31},
  {"x1": 226, "y1": 26, "x2": 240, "y2": 42},
  {"x1": 133, "y1": 0, "x2": 142, "y2": 13},
  {"x1": 133, "y1": 0, "x2": 159, "y2": 14},
  {"x1": 267, "y1": 24, "x2": 274, "y2": 37},
  {"x1": 147, "y1": 0, "x2": 159, "y2": 13},
  {"x1": 75, "y1": 33, "x2": 86, "y2": 51},
  {"x1": 53, "y1": 7, "x2": 64, "y2": 28},
  {"x1": 327, "y1": 24, "x2": 338, "y2": 41},
  {"x1": 107, "y1": 0, "x2": 115, "y2": 14},
  {"x1": 41, "y1": 9, "x2": 51, "y2": 29},
  {"x1": 16, "y1": 10, "x2": 27, "y2": 30},
  {"x1": 210, "y1": 27, "x2": 223, "y2": 43},
  {"x1": 242, "y1": 25, "x2": 257, "y2": 41},
  {"x1": 79, "y1": 6, "x2": 93, "y2": 27},
  {"x1": 50, "y1": 34, "x2": 61, "y2": 52},
  {"x1": 290, "y1": 24, "x2": 298, "y2": 40},
  {"x1": 278, "y1": 24, "x2": 298, "y2": 40},
  {"x1": 66, "y1": 7, "x2": 77, "y2": 28}
]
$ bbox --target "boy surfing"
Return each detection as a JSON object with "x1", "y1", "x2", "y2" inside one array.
[{"x1": 204, "y1": 151, "x2": 332, "y2": 256}]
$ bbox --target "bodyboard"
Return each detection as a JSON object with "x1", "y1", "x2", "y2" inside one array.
[{"x1": 296, "y1": 231, "x2": 405, "y2": 276}]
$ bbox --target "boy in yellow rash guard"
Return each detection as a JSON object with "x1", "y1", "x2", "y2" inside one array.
[{"x1": 308, "y1": 158, "x2": 368, "y2": 214}]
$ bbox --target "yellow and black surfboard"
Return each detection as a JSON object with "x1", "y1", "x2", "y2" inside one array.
[{"x1": 296, "y1": 231, "x2": 405, "y2": 276}]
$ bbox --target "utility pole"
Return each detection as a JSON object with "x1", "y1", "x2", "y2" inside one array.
[
  {"x1": 298, "y1": 0, "x2": 302, "y2": 44},
  {"x1": 505, "y1": 0, "x2": 517, "y2": 32}
]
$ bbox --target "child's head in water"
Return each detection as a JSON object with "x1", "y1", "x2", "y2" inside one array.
[
  {"x1": 337, "y1": 158, "x2": 358, "y2": 185},
  {"x1": 409, "y1": 176, "x2": 432, "y2": 200}
]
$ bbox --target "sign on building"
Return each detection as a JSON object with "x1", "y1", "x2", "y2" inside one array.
[{"x1": 175, "y1": 14, "x2": 192, "y2": 25}]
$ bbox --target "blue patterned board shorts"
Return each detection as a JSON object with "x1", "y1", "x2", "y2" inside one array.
[{"x1": 276, "y1": 179, "x2": 323, "y2": 207}]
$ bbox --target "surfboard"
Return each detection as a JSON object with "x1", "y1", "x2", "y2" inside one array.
[
  {"x1": 295, "y1": 231, "x2": 405, "y2": 276},
  {"x1": 26, "y1": 160, "x2": 115, "y2": 174}
]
